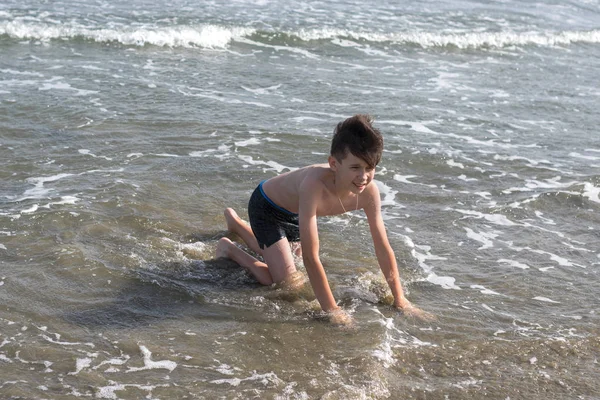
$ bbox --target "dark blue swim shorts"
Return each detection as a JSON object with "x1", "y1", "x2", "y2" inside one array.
[{"x1": 248, "y1": 181, "x2": 300, "y2": 249}]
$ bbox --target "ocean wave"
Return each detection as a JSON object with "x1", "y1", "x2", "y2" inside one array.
[
  {"x1": 1, "y1": 20, "x2": 599, "y2": 49},
  {"x1": 0, "y1": 20, "x2": 255, "y2": 48},
  {"x1": 282, "y1": 27, "x2": 600, "y2": 49}
]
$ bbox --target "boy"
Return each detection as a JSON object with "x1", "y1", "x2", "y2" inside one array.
[{"x1": 216, "y1": 114, "x2": 429, "y2": 323}]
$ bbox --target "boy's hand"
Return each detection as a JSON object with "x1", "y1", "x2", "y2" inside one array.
[
  {"x1": 395, "y1": 300, "x2": 435, "y2": 321},
  {"x1": 328, "y1": 308, "x2": 354, "y2": 327}
]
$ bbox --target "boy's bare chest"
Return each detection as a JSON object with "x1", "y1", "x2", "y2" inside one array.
[{"x1": 315, "y1": 193, "x2": 359, "y2": 217}]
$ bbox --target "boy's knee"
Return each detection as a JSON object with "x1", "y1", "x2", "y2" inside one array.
[{"x1": 218, "y1": 237, "x2": 233, "y2": 246}]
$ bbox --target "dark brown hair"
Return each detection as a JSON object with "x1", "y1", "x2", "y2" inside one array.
[{"x1": 330, "y1": 114, "x2": 383, "y2": 169}]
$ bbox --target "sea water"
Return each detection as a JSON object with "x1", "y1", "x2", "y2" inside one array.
[{"x1": 1, "y1": 0, "x2": 599, "y2": 398}]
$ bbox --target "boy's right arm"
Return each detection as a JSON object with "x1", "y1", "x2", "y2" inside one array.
[{"x1": 298, "y1": 180, "x2": 339, "y2": 313}]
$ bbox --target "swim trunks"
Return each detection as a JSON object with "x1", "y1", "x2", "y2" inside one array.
[{"x1": 248, "y1": 181, "x2": 300, "y2": 249}]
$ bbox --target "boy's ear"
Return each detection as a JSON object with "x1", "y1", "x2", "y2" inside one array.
[{"x1": 328, "y1": 155, "x2": 338, "y2": 171}]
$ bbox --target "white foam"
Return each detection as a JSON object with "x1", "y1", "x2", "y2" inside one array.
[
  {"x1": 378, "y1": 119, "x2": 438, "y2": 134},
  {"x1": 503, "y1": 176, "x2": 578, "y2": 194},
  {"x1": 21, "y1": 204, "x2": 39, "y2": 214},
  {"x1": 239, "y1": 26, "x2": 600, "y2": 49},
  {"x1": 451, "y1": 208, "x2": 517, "y2": 226},
  {"x1": 0, "y1": 68, "x2": 44, "y2": 77},
  {"x1": 451, "y1": 132, "x2": 540, "y2": 150},
  {"x1": 211, "y1": 371, "x2": 283, "y2": 387},
  {"x1": 126, "y1": 345, "x2": 177, "y2": 373},
  {"x1": 533, "y1": 296, "x2": 560, "y2": 304},
  {"x1": 398, "y1": 234, "x2": 458, "y2": 289},
  {"x1": 569, "y1": 152, "x2": 600, "y2": 161},
  {"x1": 45, "y1": 196, "x2": 80, "y2": 207},
  {"x1": 235, "y1": 138, "x2": 261, "y2": 147},
  {"x1": 458, "y1": 174, "x2": 477, "y2": 182},
  {"x1": 381, "y1": 120, "x2": 540, "y2": 151},
  {"x1": 237, "y1": 37, "x2": 321, "y2": 59},
  {"x1": 41, "y1": 333, "x2": 95, "y2": 348},
  {"x1": 393, "y1": 174, "x2": 436, "y2": 188},
  {"x1": 78, "y1": 149, "x2": 112, "y2": 160},
  {"x1": 534, "y1": 211, "x2": 556, "y2": 225},
  {"x1": 427, "y1": 273, "x2": 460, "y2": 290},
  {"x1": 178, "y1": 86, "x2": 271, "y2": 108},
  {"x1": 290, "y1": 116, "x2": 326, "y2": 123},
  {"x1": 241, "y1": 84, "x2": 281, "y2": 95},
  {"x1": 82, "y1": 167, "x2": 124, "y2": 175},
  {"x1": 189, "y1": 144, "x2": 231, "y2": 159},
  {"x1": 447, "y1": 159, "x2": 465, "y2": 169},
  {"x1": 370, "y1": 308, "x2": 435, "y2": 368},
  {"x1": 493, "y1": 154, "x2": 555, "y2": 168},
  {"x1": 582, "y1": 183, "x2": 600, "y2": 204},
  {"x1": 93, "y1": 356, "x2": 130, "y2": 371},
  {"x1": 538, "y1": 266, "x2": 554, "y2": 272},
  {"x1": 372, "y1": 339, "x2": 395, "y2": 368},
  {"x1": 20, "y1": 173, "x2": 74, "y2": 201},
  {"x1": 69, "y1": 357, "x2": 93, "y2": 375},
  {"x1": 497, "y1": 259, "x2": 530, "y2": 270},
  {"x1": 214, "y1": 362, "x2": 239, "y2": 376},
  {"x1": 389, "y1": 29, "x2": 600, "y2": 49},
  {"x1": 237, "y1": 154, "x2": 295, "y2": 174},
  {"x1": 38, "y1": 80, "x2": 98, "y2": 96},
  {"x1": 528, "y1": 248, "x2": 584, "y2": 268},
  {"x1": 453, "y1": 378, "x2": 483, "y2": 389},
  {"x1": 471, "y1": 285, "x2": 501, "y2": 295},
  {"x1": 375, "y1": 180, "x2": 399, "y2": 207},
  {"x1": 465, "y1": 227, "x2": 499, "y2": 250},
  {"x1": 80, "y1": 65, "x2": 106, "y2": 71},
  {"x1": 154, "y1": 153, "x2": 180, "y2": 157},
  {"x1": 0, "y1": 21, "x2": 254, "y2": 49},
  {"x1": 96, "y1": 383, "x2": 168, "y2": 399}
]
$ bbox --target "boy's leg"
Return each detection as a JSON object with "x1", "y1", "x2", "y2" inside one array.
[
  {"x1": 216, "y1": 237, "x2": 297, "y2": 285},
  {"x1": 224, "y1": 208, "x2": 262, "y2": 255},
  {"x1": 216, "y1": 238, "x2": 273, "y2": 285},
  {"x1": 261, "y1": 238, "x2": 297, "y2": 284}
]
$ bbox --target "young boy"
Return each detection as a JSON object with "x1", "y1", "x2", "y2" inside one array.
[{"x1": 216, "y1": 114, "x2": 429, "y2": 323}]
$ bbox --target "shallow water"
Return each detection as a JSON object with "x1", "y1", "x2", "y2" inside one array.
[{"x1": 1, "y1": 0, "x2": 600, "y2": 398}]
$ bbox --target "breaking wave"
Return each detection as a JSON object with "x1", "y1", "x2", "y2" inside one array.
[
  {"x1": 0, "y1": 21, "x2": 255, "y2": 49},
  {"x1": 1, "y1": 20, "x2": 599, "y2": 50}
]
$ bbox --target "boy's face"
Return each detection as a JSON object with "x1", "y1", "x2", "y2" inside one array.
[{"x1": 329, "y1": 152, "x2": 375, "y2": 194}]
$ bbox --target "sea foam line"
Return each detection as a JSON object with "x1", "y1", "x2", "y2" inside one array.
[
  {"x1": 268, "y1": 27, "x2": 600, "y2": 49},
  {"x1": 2, "y1": 20, "x2": 599, "y2": 49},
  {"x1": 0, "y1": 21, "x2": 254, "y2": 49},
  {"x1": 386, "y1": 29, "x2": 600, "y2": 49},
  {"x1": 286, "y1": 27, "x2": 600, "y2": 47},
  {"x1": 126, "y1": 345, "x2": 177, "y2": 373}
]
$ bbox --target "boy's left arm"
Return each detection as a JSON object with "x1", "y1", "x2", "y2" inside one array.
[{"x1": 364, "y1": 183, "x2": 432, "y2": 319}]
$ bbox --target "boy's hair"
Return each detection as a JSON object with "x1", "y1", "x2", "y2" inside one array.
[{"x1": 330, "y1": 114, "x2": 383, "y2": 169}]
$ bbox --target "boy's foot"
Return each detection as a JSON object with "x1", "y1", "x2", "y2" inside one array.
[
  {"x1": 224, "y1": 208, "x2": 241, "y2": 232},
  {"x1": 215, "y1": 237, "x2": 233, "y2": 259}
]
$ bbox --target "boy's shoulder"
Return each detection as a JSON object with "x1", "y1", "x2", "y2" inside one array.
[{"x1": 296, "y1": 163, "x2": 330, "y2": 190}]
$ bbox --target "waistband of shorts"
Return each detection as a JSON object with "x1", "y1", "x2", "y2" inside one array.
[{"x1": 259, "y1": 180, "x2": 297, "y2": 216}]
